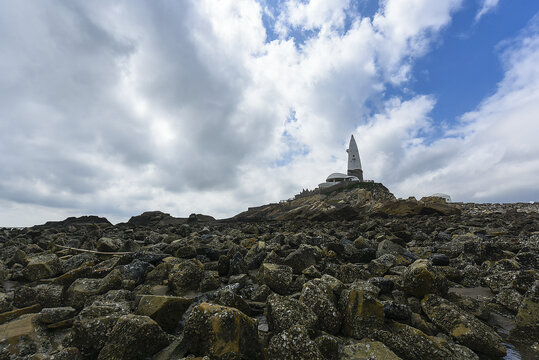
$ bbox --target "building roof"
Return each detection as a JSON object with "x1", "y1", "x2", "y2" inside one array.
[
  {"x1": 326, "y1": 172, "x2": 348, "y2": 180},
  {"x1": 326, "y1": 173, "x2": 359, "y2": 182}
]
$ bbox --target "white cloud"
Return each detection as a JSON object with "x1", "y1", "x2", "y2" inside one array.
[
  {"x1": 475, "y1": 0, "x2": 500, "y2": 22},
  {"x1": 4, "y1": 0, "x2": 533, "y2": 227},
  {"x1": 276, "y1": 0, "x2": 351, "y2": 36},
  {"x1": 370, "y1": 15, "x2": 539, "y2": 202}
]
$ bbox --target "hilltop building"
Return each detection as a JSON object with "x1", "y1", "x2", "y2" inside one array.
[{"x1": 318, "y1": 135, "x2": 365, "y2": 190}]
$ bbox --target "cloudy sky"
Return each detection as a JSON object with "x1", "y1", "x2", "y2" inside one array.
[{"x1": 1, "y1": 0, "x2": 538, "y2": 226}]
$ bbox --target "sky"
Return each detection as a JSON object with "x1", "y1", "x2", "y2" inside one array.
[{"x1": 1, "y1": 0, "x2": 538, "y2": 226}]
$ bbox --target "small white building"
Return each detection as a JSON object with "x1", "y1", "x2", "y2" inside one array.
[
  {"x1": 318, "y1": 173, "x2": 360, "y2": 188},
  {"x1": 431, "y1": 193, "x2": 452, "y2": 202}
]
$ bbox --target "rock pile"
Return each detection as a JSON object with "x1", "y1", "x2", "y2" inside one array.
[{"x1": 0, "y1": 190, "x2": 538, "y2": 359}]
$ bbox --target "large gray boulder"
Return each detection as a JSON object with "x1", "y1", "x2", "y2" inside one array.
[
  {"x1": 299, "y1": 277, "x2": 342, "y2": 334},
  {"x1": 267, "y1": 293, "x2": 317, "y2": 334},
  {"x1": 258, "y1": 263, "x2": 293, "y2": 295},
  {"x1": 421, "y1": 294, "x2": 506, "y2": 358},
  {"x1": 182, "y1": 302, "x2": 263, "y2": 360},
  {"x1": 268, "y1": 325, "x2": 324, "y2": 360},
  {"x1": 97, "y1": 314, "x2": 170, "y2": 360}
]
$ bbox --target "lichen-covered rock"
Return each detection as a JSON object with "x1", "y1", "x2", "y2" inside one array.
[
  {"x1": 314, "y1": 334, "x2": 339, "y2": 360},
  {"x1": 374, "y1": 321, "x2": 478, "y2": 360},
  {"x1": 495, "y1": 288, "x2": 522, "y2": 313},
  {"x1": 38, "y1": 307, "x2": 76, "y2": 324},
  {"x1": 299, "y1": 278, "x2": 341, "y2": 334},
  {"x1": 267, "y1": 293, "x2": 317, "y2": 334},
  {"x1": 383, "y1": 301, "x2": 411, "y2": 321},
  {"x1": 168, "y1": 259, "x2": 205, "y2": 295},
  {"x1": 376, "y1": 240, "x2": 413, "y2": 260},
  {"x1": 68, "y1": 302, "x2": 130, "y2": 358},
  {"x1": 369, "y1": 254, "x2": 396, "y2": 277},
  {"x1": 258, "y1": 263, "x2": 293, "y2": 295},
  {"x1": 23, "y1": 253, "x2": 61, "y2": 281},
  {"x1": 183, "y1": 302, "x2": 263, "y2": 360},
  {"x1": 283, "y1": 244, "x2": 319, "y2": 274},
  {"x1": 421, "y1": 294, "x2": 505, "y2": 357},
  {"x1": 0, "y1": 261, "x2": 7, "y2": 282},
  {"x1": 402, "y1": 259, "x2": 447, "y2": 298},
  {"x1": 136, "y1": 295, "x2": 192, "y2": 332},
  {"x1": 339, "y1": 287, "x2": 384, "y2": 338},
  {"x1": 217, "y1": 289, "x2": 251, "y2": 316},
  {"x1": 97, "y1": 314, "x2": 170, "y2": 360},
  {"x1": 0, "y1": 292, "x2": 11, "y2": 313},
  {"x1": 268, "y1": 325, "x2": 324, "y2": 360},
  {"x1": 13, "y1": 284, "x2": 63, "y2": 308},
  {"x1": 66, "y1": 278, "x2": 103, "y2": 309},
  {"x1": 368, "y1": 277, "x2": 394, "y2": 294},
  {"x1": 96, "y1": 237, "x2": 123, "y2": 252},
  {"x1": 510, "y1": 293, "x2": 539, "y2": 344},
  {"x1": 340, "y1": 339, "x2": 401, "y2": 360}
]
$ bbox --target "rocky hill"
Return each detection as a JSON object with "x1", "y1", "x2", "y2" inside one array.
[
  {"x1": 0, "y1": 188, "x2": 538, "y2": 359},
  {"x1": 233, "y1": 182, "x2": 461, "y2": 221}
]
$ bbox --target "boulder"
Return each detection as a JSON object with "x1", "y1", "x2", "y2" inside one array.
[
  {"x1": 267, "y1": 293, "x2": 317, "y2": 334},
  {"x1": 339, "y1": 287, "x2": 384, "y2": 338},
  {"x1": 13, "y1": 284, "x2": 63, "y2": 308},
  {"x1": 183, "y1": 302, "x2": 263, "y2": 360},
  {"x1": 228, "y1": 251, "x2": 248, "y2": 276},
  {"x1": 66, "y1": 277, "x2": 119, "y2": 309},
  {"x1": 402, "y1": 259, "x2": 447, "y2": 298},
  {"x1": 299, "y1": 278, "x2": 341, "y2": 334},
  {"x1": 376, "y1": 240, "x2": 413, "y2": 260},
  {"x1": 0, "y1": 261, "x2": 7, "y2": 282},
  {"x1": 168, "y1": 259, "x2": 205, "y2": 295},
  {"x1": 510, "y1": 293, "x2": 539, "y2": 344},
  {"x1": 315, "y1": 334, "x2": 339, "y2": 360},
  {"x1": 495, "y1": 288, "x2": 522, "y2": 313},
  {"x1": 283, "y1": 244, "x2": 319, "y2": 274},
  {"x1": 431, "y1": 254, "x2": 450, "y2": 266},
  {"x1": 421, "y1": 294, "x2": 505, "y2": 357},
  {"x1": 340, "y1": 340, "x2": 401, "y2": 360},
  {"x1": 69, "y1": 302, "x2": 130, "y2": 358},
  {"x1": 0, "y1": 292, "x2": 11, "y2": 313},
  {"x1": 268, "y1": 325, "x2": 324, "y2": 360},
  {"x1": 258, "y1": 263, "x2": 293, "y2": 295},
  {"x1": 23, "y1": 253, "x2": 61, "y2": 281},
  {"x1": 136, "y1": 295, "x2": 192, "y2": 332},
  {"x1": 374, "y1": 321, "x2": 478, "y2": 360},
  {"x1": 97, "y1": 314, "x2": 170, "y2": 360},
  {"x1": 217, "y1": 289, "x2": 251, "y2": 316},
  {"x1": 96, "y1": 237, "x2": 123, "y2": 252},
  {"x1": 369, "y1": 254, "x2": 396, "y2": 277},
  {"x1": 37, "y1": 307, "x2": 76, "y2": 324}
]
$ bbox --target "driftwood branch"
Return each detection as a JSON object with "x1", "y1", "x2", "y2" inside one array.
[{"x1": 55, "y1": 244, "x2": 133, "y2": 256}]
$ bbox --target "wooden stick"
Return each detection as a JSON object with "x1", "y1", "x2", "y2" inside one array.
[{"x1": 54, "y1": 244, "x2": 133, "y2": 256}]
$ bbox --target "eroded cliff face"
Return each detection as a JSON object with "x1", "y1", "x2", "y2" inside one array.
[{"x1": 0, "y1": 200, "x2": 537, "y2": 359}]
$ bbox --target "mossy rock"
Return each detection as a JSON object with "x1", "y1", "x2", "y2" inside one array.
[
  {"x1": 421, "y1": 294, "x2": 505, "y2": 358},
  {"x1": 339, "y1": 288, "x2": 384, "y2": 338},
  {"x1": 510, "y1": 295, "x2": 539, "y2": 343},
  {"x1": 340, "y1": 339, "x2": 401, "y2": 360},
  {"x1": 183, "y1": 303, "x2": 263, "y2": 360},
  {"x1": 136, "y1": 295, "x2": 192, "y2": 332},
  {"x1": 258, "y1": 263, "x2": 293, "y2": 295}
]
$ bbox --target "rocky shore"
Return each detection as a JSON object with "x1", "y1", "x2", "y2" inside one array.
[{"x1": 0, "y1": 185, "x2": 538, "y2": 359}]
